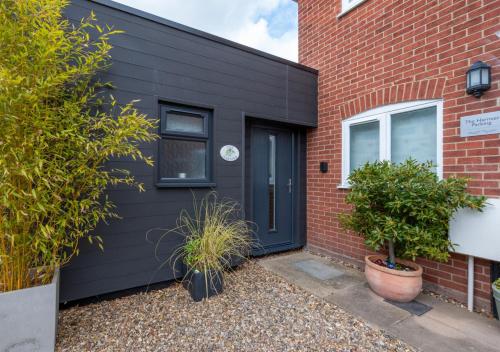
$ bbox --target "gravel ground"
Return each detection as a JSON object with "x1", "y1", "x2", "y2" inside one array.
[{"x1": 57, "y1": 261, "x2": 414, "y2": 352}]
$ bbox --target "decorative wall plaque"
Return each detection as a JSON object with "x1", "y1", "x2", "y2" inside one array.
[
  {"x1": 220, "y1": 145, "x2": 239, "y2": 161},
  {"x1": 460, "y1": 111, "x2": 500, "y2": 137}
]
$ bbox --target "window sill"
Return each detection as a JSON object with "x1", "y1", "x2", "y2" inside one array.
[
  {"x1": 156, "y1": 182, "x2": 216, "y2": 189},
  {"x1": 337, "y1": 183, "x2": 351, "y2": 190},
  {"x1": 337, "y1": 0, "x2": 368, "y2": 19}
]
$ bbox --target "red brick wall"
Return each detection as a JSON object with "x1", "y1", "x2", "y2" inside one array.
[{"x1": 299, "y1": 0, "x2": 499, "y2": 311}]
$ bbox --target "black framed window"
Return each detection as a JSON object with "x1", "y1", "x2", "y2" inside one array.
[{"x1": 157, "y1": 103, "x2": 212, "y2": 186}]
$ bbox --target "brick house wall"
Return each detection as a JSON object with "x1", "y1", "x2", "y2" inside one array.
[{"x1": 298, "y1": 0, "x2": 499, "y2": 311}]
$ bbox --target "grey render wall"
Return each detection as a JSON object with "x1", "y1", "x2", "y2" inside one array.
[{"x1": 60, "y1": 0, "x2": 317, "y2": 302}]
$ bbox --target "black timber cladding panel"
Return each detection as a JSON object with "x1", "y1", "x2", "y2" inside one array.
[{"x1": 60, "y1": 0, "x2": 317, "y2": 302}]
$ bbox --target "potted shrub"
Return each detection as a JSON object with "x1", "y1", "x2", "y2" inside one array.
[
  {"x1": 152, "y1": 192, "x2": 254, "y2": 302},
  {"x1": 493, "y1": 279, "x2": 500, "y2": 315},
  {"x1": 340, "y1": 159, "x2": 485, "y2": 302},
  {"x1": 0, "y1": 1, "x2": 156, "y2": 350}
]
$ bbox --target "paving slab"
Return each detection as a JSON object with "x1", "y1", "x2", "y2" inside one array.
[
  {"x1": 258, "y1": 251, "x2": 500, "y2": 352},
  {"x1": 294, "y1": 259, "x2": 344, "y2": 280},
  {"x1": 399, "y1": 294, "x2": 500, "y2": 352},
  {"x1": 324, "y1": 282, "x2": 412, "y2": 328},
  {"x1": 258, "y1": 251, "x2": 363, "y2": 298}
]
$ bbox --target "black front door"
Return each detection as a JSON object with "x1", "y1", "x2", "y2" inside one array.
[{"x1": 251, "y1": 125, "x2": 294, "y2": 250}]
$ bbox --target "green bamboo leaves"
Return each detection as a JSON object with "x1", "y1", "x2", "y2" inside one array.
[{"x1": 0, "y1": 0, "x2": 157, "y2": 291}]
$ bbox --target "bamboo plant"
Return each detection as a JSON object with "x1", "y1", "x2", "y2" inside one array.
[{"x1": 0, "y1": 0, "x2": 157, "y2": 292}]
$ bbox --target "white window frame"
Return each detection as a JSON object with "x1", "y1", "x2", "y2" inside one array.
[
  {"x1": 340, "y1": 100, "x2": 443, "y2": 188},
  {"x1": 340, "y1": 0, "x2": 367, "y2": 16}
]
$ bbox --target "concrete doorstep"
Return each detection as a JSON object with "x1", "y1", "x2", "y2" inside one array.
[{"x1": 258, "y1": 251, "x2": 500, "y2": 352}]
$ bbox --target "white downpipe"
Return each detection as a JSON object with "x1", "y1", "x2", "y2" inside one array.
[{"x1": 467, "y1": 255, "x2": 474, "y2": 312}]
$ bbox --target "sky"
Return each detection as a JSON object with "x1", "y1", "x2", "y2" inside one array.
[{"x1": 114, "y1": 0, "x2": 298, "y2": 62}]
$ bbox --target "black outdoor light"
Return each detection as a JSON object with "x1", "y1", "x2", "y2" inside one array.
[{"x1": 466, "y1": 61, "x2": 491, "y2": 98}]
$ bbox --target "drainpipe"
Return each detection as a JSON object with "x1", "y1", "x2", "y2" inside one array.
[{"x1": 467, "y1": 256, "x2": 474, "y2": 312}]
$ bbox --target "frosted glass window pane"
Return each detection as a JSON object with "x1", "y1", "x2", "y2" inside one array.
[
  {"x1": 160, "y1": 139, "x2": 206, "y2": 179},
  {"x1": 481, "y1": 69, "x2": 489, "y2": 84},
  {"x1": 470, "y1": 70, "x2": 480, "y2": 86},
  {"x1": 350, "y1": 121, "x2": 380, "y2": 173},
  {"x1": 391, "y1": 106, "x2": 437, "y2": 165},
  {"x1": 165, "y1": 112, "x2": 204, "y2": 134}
]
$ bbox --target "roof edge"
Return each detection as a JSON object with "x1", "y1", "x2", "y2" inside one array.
[{"x1": 87, "y1": 0, "x2": 317, "y2": 74}]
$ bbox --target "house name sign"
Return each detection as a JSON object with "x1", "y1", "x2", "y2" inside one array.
[
  {"x1": 220, "y1": 145, "x2": 239, "y2": 161},
  {"x1": 460, "y1": 111, "x2": 500, "y2": 137}
]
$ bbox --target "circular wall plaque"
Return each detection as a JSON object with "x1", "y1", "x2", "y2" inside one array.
[{"x1": 220, "y1": 145, "x2": 239, "y2": 161}]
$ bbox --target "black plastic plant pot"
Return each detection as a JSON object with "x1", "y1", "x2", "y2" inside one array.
[{"x1": 183, "y1": 269, "x2": 224, "y2": 302}]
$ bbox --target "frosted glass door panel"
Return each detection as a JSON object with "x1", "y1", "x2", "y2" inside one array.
[{"x1": 268, "y1": 135, "x2": 276, "y2": 231}]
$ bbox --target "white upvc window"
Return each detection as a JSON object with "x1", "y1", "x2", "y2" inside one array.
[
  {"x1": 340, "y1": 100, "x2": 443, "y2": 187},
  {"x1": 341, "y1": 0, "x2": 367, "y2": 15}
]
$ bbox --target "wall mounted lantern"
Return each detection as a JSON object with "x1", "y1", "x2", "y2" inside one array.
[{"x1": 466, "y1": 61, "x2": 491, "y2": 98}]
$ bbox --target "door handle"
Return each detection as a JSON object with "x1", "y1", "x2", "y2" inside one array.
[{"x1": 288, "y1": 178, "x2": 292, "y2": 193}]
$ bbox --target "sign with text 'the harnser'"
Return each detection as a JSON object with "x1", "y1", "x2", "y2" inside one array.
[{"x1": 460, "y1": 111, "x2": 500, "y2": 137}]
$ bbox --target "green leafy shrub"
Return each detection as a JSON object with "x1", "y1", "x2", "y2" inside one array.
[
  {"x1": 0, "y1": 0, "x2": 157, "y2": 291},
  {"x1": 151, "y1": 192, "x2": 255, "y2": 281},
  {"x1": 340, "y1": 159, "x2": 486, "y2": 265},
  {"x1": 494, "y1": 279, "x2": 500, "y2": 290}
]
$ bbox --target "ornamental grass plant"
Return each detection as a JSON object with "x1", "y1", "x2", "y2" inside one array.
[
  {"x1": 150, "y1": 192, "x2": 256, "y2": 287},
  {"x1": 340, "y1": 159, "x2": 486, "y2": 266},
  {"x1": 0, "y1": 0, "x2": 157, "y2": 292}
]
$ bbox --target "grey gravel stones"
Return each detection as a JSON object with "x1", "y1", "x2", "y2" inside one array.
[{"x1": 57, "y1": 262, "x2": 414, "y2": 352}]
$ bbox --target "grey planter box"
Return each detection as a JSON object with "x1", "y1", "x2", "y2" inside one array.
[
  {"x1": 0, "y1": 268, "x2": 59, "y2": 352},
  {"x1": 493, "y1": 283, "x2": 500, "y2": 317}
]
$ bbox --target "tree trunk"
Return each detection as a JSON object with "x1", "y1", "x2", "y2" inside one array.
[{"x1": 387, "y1": 240, "x2": 396, "y2": 265}]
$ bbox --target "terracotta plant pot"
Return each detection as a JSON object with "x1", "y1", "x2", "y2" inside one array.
[{"x1": 364, "y1": 255, "x2": 423, "y2": 302}]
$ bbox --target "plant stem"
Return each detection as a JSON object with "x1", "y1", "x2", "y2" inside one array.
[{"x1": 387, "y1": 240, "x2": 396, "y2": 265}]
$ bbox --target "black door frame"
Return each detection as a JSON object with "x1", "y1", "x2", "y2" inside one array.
[{"x1": 242, "y1": 115, "x2": 307, "y2": 255}]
